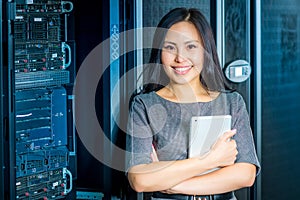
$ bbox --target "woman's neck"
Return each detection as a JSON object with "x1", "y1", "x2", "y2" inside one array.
[{"x1": 157, "y1": 82, "x2": 216, "y2": 103}]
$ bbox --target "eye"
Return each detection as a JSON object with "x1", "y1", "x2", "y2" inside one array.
[
  {"x1": 163, "y1": 44, "x2": 176, "y2": 51},
  {"x1": 187, "y1": 44, "x2": 197, "y2": 50}
]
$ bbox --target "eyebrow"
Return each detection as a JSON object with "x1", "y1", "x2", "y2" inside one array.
[
  {"x1": 163, "y1": 40, "x2": 201, "y2": 45},
  {"x1": 163, "y1": 41, "x2": 176, "y2": 45}
]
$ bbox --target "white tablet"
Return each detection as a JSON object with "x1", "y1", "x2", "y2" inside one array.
[{"x1": 188, "y1": 115, "x2": 232, "y2": 158}]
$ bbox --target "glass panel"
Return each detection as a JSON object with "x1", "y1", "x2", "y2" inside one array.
[
  {"x1": 224, "y1": 0, "x2": 249, "y2": 64},
  {"x1": 224, "y1": 0, "x2": 251, "y2": 109},
  {"x1": 261, "y1": 0, "x2": 300, "y2": 199}
]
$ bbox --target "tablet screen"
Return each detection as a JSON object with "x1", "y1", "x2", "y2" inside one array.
[{"x1": 188, "y1": 115, "x2": 232, "y2": 158}]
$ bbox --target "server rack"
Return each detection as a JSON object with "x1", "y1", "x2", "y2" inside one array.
[
  {"x1": 4, "y1": 0, "x2": 76, "y2": 199},
  {"x1": 257, "y1": 1, "x2": 300, "y2": 199}
]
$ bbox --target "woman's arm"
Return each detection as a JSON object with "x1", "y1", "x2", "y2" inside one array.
[
  {"x1": 128, "y1": 130, "x2": 237, "y2": 192},
  {"x1": 164, "y1": 162, "x2": 257, "y2": 195},
  {"x1": 128, "y1": 157, "x2": 213, "y2": 192}
]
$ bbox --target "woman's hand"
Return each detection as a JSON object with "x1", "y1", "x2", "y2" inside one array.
[{"x1": 204, "y1": 129, "x2": 238, "y2": 168}]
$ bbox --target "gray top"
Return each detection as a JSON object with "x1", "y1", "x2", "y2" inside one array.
[{"x1": 126, "y1": 91, "x2": 261, "y2": 175}]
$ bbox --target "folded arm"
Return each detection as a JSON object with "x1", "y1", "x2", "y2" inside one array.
[
  {"x1": 128, "y1": 130, "x2": 238, "y2": 192},
  {"x1": 164, "y1": 162, "x2": 257, "y2": 195},
  {"x1": 128, "y1": 157, "x2": 213, "y2": 192}
]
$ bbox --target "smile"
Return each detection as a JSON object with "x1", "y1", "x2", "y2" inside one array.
[{"x1": 172, "y1": 66, "x2": 192, "y2": 75}]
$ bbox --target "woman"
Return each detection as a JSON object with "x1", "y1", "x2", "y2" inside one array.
[{"x1": 126, "y1": 8, "x2": 260, "y2": 200}]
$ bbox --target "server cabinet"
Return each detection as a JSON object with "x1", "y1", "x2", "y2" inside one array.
[
  {"x1": 4, "y1": 0, "x2": 76, "y2": 199},
  {"x1": 255, "y1": 0, "x2": 300, "y2": 199}
]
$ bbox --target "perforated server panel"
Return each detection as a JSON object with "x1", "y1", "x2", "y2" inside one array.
[{"x1": 14, "y1": 0, "x2": 72, "y2": 89}]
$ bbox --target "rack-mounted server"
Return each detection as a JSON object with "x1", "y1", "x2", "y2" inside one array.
[{"x1": 6, "y1": 0, "x2": 75, "y2": 199}]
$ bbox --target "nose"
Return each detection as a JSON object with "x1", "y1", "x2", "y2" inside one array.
[{"x1": 174, "y1": 50, "x2": 187, "y2": 63}]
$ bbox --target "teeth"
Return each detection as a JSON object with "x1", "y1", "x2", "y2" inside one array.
[{"x1": 174, "y1": 67, "x2": 191, "y2": 72}]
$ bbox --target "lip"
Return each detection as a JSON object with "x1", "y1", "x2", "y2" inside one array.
[{"x1": 171, "y1": 66, "x2": 192, "y2": 75}]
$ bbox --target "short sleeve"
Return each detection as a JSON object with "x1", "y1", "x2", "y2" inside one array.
[
  {"x1": 232, "y1": 93, "x2": 261, "y2": 175},
  {"x1": 125, "y1": 96, "x2": 154, "y2": 173}
]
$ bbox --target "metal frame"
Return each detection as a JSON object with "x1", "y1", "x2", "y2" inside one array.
[
  {"x1": 216, "y1": 0, "x2": 225, "y2": 68},
  {"x1": 254, "y1": 0, "x2": 262, "y2": 200},
  {"x1": 7, "y1": 0, "x2": 16, "y2": 199},
  {"x1": 135, "y1": 0, "x2": 143, "y2": 92},
  {"x1": 100, "y1": 0, "x2": 121, "y2": 196},
  {"x1": 245, "y1": 0, "x2": 252, "y2": 112},
  {"x1": 0, "y1": 0, "x2": 4, "y2": 198}
]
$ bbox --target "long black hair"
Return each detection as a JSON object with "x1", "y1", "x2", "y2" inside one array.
[{"x1": 141, "y1": 7, "x2": 233, "y2": 94}]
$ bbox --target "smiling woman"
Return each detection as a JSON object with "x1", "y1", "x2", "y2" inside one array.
[
  {"x1": 126, "y1": 7, "x2": 260, "y2": 200},
  {"x1": 159, "y1": 21, "x2": 206, "y2": 102}
]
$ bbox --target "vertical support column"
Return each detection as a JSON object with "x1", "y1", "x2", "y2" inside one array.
[
  {"x1": 7, "y1": 0, "x2": 16, "y2": 199},
  {"x1": 135, "y1": 0, "x2": 143, "y2": 92},
  {"x1": 101, "y1": 0, "x2": 120, "y2": 197},
  {"x1": 0, "y1": 0, "x2": 4, "y2": 198},
  {"x1": 216, "y1": 0, "x2": 225, "y2": 68},
  {"x1": 254, "y1": 1, "x2": 262, "y2": 200},
  {"x1": 109, "y1": 0, "x2": 120, "y2": 146}
]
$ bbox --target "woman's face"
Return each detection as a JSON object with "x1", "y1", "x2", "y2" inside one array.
[{"x1": 161, "y1": 21, "x2": 204, "y2": 86}]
